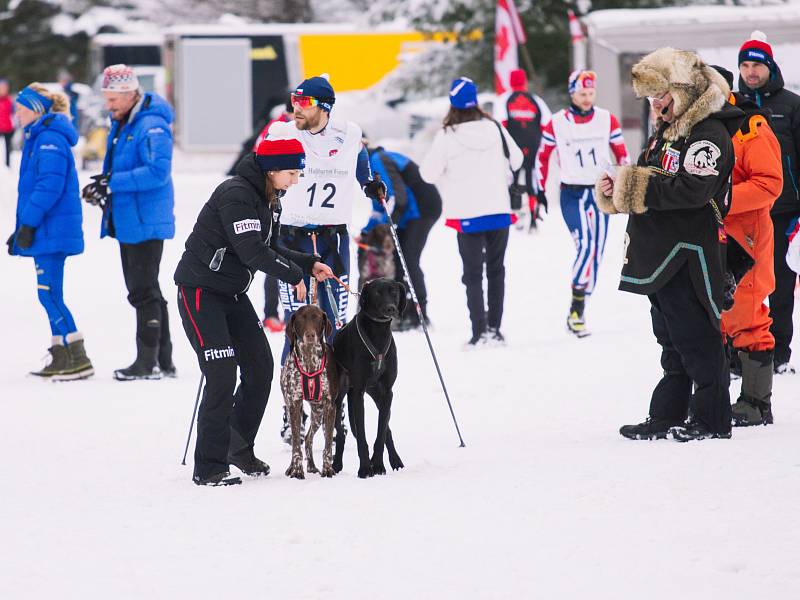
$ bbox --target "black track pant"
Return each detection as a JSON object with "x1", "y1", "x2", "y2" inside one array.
[
  {"x1": 2, "y1": 132, "x2": 12, "y2": 167},
  {"x1": 395, "y1": 216, "x2": 436, "y2": 320},
  {"x1": 769, "y1": 211, "x2": 800, "y2": 364},
  {"x1": 456, "y1": 227, "x2": 510, "y2": 337},
  {"x1": 647, "y1": 264, "x2": 731, "y2": 434},
  {"x1": 120, "y1": 240, "x2": 172, "y2": 357},
  {"x1": 178, "y1": 287, "x2": 273, "y2": 479}
]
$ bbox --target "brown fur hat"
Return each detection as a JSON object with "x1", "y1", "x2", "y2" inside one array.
[{"x1": 631, "y1": 48, "x2": 730, "y2": 141}]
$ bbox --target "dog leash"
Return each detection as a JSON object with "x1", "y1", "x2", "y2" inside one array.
[{"x1": 309, "y1": 233, "x2": 319, "y2": 306}]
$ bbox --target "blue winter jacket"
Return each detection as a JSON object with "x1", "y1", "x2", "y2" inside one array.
[
  {"x1": 14, "y1": 112, "x2": 83, "y2": 257},
  {"x1": 101, "y1": 92, "x2": 175, "y2": 243},
  {"x1": 364, "y1": 149, "x2": 420, "y2": 232}
]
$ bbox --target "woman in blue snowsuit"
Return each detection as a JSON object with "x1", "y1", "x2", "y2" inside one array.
[{"x1": 8, "y1": 84, "x2": 93, "y2": 380}]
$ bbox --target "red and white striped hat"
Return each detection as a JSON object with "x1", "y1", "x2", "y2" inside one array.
[{"x1": 101, "y1": 64, "x2": 140, "y2": 93}]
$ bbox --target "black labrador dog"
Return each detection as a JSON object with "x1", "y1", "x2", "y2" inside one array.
[{"x1": 332, "y1": 278, "x2": 406, "y2": 478}]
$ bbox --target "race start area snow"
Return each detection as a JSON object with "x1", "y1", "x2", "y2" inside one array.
[{"x1": 1, "y1": 154, "x2": 799, "y2": 599}]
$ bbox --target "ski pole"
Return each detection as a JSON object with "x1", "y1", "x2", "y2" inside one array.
[
  {"x1": 181, "y1": 373, "x2": 204, "y2": 465},
  {"x1": 377, "y1": 186, "x2": 465, "y2": 447}
]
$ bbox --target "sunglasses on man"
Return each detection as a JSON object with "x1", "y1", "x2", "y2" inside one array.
[{"x1": 291, "y1": 94, "x2": 320, "y2": 109}]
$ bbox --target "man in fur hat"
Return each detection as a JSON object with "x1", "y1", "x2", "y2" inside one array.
[{"x1": 597, "y1": 48, "x2": 744, "y2": 442}]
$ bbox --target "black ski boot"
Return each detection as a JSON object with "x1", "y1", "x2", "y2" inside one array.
[
  {"x1": 619, "y1": 417, "x2": 672, "y2": 440},
  {"x1": 114, "y1": 339, "x2": 162, "y2": 381},
  {"x1": 193, "y1": 471, "x2": 242, "y2": 486},
  {"x1": 670, "y1": 419, "x2": 731, "y2": 442},
  {"x1": 228, "y1": 427, "x2": 270, "y2": 477},
  {"x1": 567, "y1": 288, "x2": 590, "y2": 338},
  {"x1": 732, "y1": 350, "x2": 773, "y2": 426}
]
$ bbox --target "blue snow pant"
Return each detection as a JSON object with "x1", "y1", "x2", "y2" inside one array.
[
  {"x1": 560, "y1": 184, "x2": 609, "y2": 295},
  {"x1": 278, "y1": 225, "x2": 351, "y2": 364},
  {"x1": 34, "y1": 253, "x2": 78, "y2": 342}
]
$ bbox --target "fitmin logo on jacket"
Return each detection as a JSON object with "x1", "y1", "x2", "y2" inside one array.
[
  {"x1": 329, "y1": 149, "x2": 339, "y2": 157},
  {"x1": 233, "y1": 219, "x2": 261, "y2": 234}
]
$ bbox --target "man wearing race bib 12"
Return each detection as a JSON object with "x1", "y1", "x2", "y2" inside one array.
[
  {"x1": 267, "y1": 75, "x2": 385, "y2": 441},
  {"x1": 536, "y1": 70, "x2": 630, "y2": 337}
]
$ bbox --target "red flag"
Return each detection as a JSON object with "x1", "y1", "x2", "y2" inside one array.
[
  {"x1": 495, "y1": 0, "x2": 527, "y2": 94},
  {"x1": 568, "y1": 9, "x2": 584, "y2": 43}
]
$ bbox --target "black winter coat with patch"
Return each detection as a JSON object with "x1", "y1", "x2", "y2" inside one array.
[
  {"x1": 620, "y1": 104, "x2": 743, "y2": 324},
  {"x1": 739, "y1": 66, "x2": 800, "y2": 215},
  {"x1": 174, "y1": 154, "x2": 317, "y2": 296}
]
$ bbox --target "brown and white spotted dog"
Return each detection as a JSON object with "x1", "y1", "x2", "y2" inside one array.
[
  {"x1": 280, "y1": 305, "x2": 338, "y2": 479},
  {"x1": 357, "y1": 224, "x2": 396, "y2": 291}
]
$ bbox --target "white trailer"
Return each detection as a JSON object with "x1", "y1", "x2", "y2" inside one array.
[{"x1": 583, "y1": 5, "x2": 800, "y2": 151}]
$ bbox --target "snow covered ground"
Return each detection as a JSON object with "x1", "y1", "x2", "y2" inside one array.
[{"x1": 1, "y1": 153, "x2": 799, "y2": 599}]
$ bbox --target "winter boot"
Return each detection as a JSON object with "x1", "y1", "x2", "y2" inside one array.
[
  {"x1": 114, "y1": 339, "x2": 162, "y2": 381},
  {"x1": 228, "y1": 427, "x2": 270, "y2": 477},
  {"x1": 157, "y1": 300, "x2": 177, "y2": 378},
  {"x1": 670, "y1": 418, "x2": 732, "y2": 442},
  {"x1": 30, "y1": 337, "x2": 70, "y2": 378},
  {"x1": 62, "y1": 332, "x2": 94, "y2": 380},
  {"x1": 486, "y1": 327, "x2": 507, "y2": 347},
  {"x1": 193, "y1": 470, "x2": 242, "y2": 486},
  {"x1": 732, "y1": 350, "x2": 774, "y2": 427},
  {"x1": 158, "y1": 339, "x2": 177, "y2": 378},
  {"x1": 567, "y1": 288, "x2": 590, "y2": 338},
  {"x1": 619, "y1": 417, "x2": 673, "y2": 440}
]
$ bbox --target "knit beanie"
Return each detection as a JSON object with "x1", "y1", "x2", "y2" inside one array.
[
  {"x1": 255, "y1": 138, "x2": 305, "y2": 172},
  {"x1": 738, "y1": 31, "x2": 775, "y2": 71},
  {"x1": 293, "y1": 74, "x2": 335, "y2": 112},
  {"x1": 509, "y1": 69, "x2": 528, "y2": 92},
  {"x1": 449, "y1": 77, "x2": 478, "y2": 109},
  {"x1": 101, "y1": 64, "x2": 140, "y2": 93},
  {"x1": 568, "y1": 70, "x2": 596, "y2": 95}
]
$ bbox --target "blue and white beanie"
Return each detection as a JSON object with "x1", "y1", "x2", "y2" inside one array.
[
  {"x1": 293, "y1": 74, "x2": 336, "y2": 112},
  {"x1": 449, "y1": 77, "x2": 478, "y2": 109}
]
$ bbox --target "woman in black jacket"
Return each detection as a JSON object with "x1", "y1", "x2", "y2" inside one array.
[{"x1": 174, "y1": 138, "x2": 333, "y2": 486}]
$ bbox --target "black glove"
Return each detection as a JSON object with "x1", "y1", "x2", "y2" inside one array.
[
  {"x1": 364, "y1": 176, "x2": 388, "y2": 201},
  {"x1": 536, "y1": 190, "x2": 549, "y2": 214},
  {"x1": 15, "y1": 225, "x2": 35, "y2": 250},
  {"x1": 6, "y1": 233, "x2": 14, "y2": 256},
  {"x1": 82, "y1": 174, "x2": 110, "y2": 207},
  {"x1": 722, "y1": 270, "x2": 737, "y2": 312}
]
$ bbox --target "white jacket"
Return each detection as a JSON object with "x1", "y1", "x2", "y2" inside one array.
[{"x1": 420, "y1": 119, "x2": 524, "y2": 220}]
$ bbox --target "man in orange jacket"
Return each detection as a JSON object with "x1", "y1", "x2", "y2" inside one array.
[{"x1": 714, "y1": 67, "x2": 783, "y2": 427}]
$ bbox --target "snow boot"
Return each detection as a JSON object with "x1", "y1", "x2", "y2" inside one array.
[
  {"x1": 114, "y1": 339, "x2": 162, "y2": 381},
  {"x1": 670, "y1": 419, "x2": 731, "y2": 442},
  {"x1": 486, "y1": 327, "x2": 507, "y2": 347},
  {"x1": 228, "y1": 427, "x2": 270, "y2": 476},
  {"x1": 619, "y1": 417, "x2": 673, "y2": 440},
  {"x1": 30, "y1": 337, "x2": 69, "y2": 378},
  {"x1": 567, "y1": 289, "x2": 590, "y2": 338},
  {"x1": 732, "y1": 350, "x2": 773, "y2": 427},
  {"x1": 193, "y1": 470, "x2": 242, "y2": 486},
  {"x1": 158, "y1": 339, "x2": 177, "y2": 378},
  {"x1": 62, "y1": 332, "x2": 94, "y2": 380}
]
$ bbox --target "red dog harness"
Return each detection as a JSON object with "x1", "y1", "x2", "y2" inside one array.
[{"x1": 293, "y1": 350, "x2": 327, "y2": 402}]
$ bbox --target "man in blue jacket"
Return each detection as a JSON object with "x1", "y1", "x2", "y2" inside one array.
[
  {"x1": 82, "y1": 64, "x2": 176, "y2": 380},
  {"x1": 363, "y1": 141, "x2": 442, "y2": 330}
]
